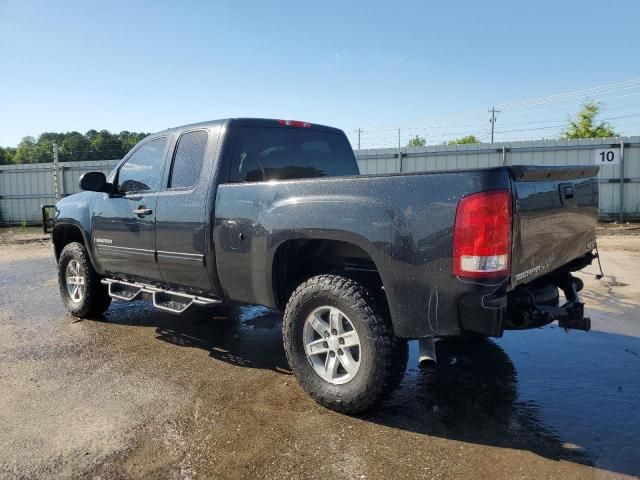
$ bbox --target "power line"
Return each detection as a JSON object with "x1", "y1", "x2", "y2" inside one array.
[
  {"x1": 352, "y1": 107, "x2": 640, "y2": 148},
  {"x1": 497, "y1": 90, "x2": 640, "y2": 117},
  {"x1": 495, "y1": 78, "x2": 640, "y2": 109},
  {"x1": 352, "y1": 78, "x2": 640, "y2": 134},
  {"x1": 495, "y1": 112, "x2": 640, "y2": 135}
]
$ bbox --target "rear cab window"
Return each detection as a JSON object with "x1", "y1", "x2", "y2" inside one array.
[
  {"x1": 228, "y1": 126, "x2": 358, "y2": 182},
  {"x1": 168, "y1": 130, "x2": 208, "y2": 189}
]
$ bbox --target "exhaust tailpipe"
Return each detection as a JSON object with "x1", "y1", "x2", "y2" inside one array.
[{"x1": 418, "y1": 337, "x2": 437, "y2": 367}]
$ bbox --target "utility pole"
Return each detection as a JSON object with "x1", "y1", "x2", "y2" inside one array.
[
  {"x1": 53, "y1": 142, "x2": 60, "y2": 200},
  {"x1": 398, "y1": 129, "x2": 401, "y2": 149},
  {"x1": 489, "y1": 106, "x2": 500, "y2": 143},
  {"x1": 357, "y1": 129, "x2": 361, "y2": 150}
]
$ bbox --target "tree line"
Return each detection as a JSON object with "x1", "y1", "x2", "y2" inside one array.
[
  {"x1": 0, "y1": 130, "x2": 149, "y2": 165},
  {"x1": 0, "y1": 102, "x2": 621, "y2": 164}
]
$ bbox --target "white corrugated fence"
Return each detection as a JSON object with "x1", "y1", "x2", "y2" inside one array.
[
  {"x1": 355, "y1": 136, "x2": 640, "y2": 220},
  {"x1": 0, "y1": 160, "x2": 118, "y2": 225},
  {"x1": 0, "y1": 136, "x2": 639, "y2": 224}
]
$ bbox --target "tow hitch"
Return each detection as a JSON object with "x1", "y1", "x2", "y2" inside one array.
[
  {"x1": 506, "y1": 273, "x2": 591, "y2": 332},
  {"x1": 539, "y1": 302, "x2": 591, "y2": 332},
  {"x1": 538, "y1": 274, "x2": 591, "y2": 332}
]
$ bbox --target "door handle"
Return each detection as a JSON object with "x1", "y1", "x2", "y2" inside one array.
[
  {"x1": 133, "y1": 207, "x2": 153, "y2": 217},
  {"x1": 558, "y1": 182, "x2": 575, "y2": 205},
  {"x1": 563, "y1": 185, "x2": 574, "y2": 199}
]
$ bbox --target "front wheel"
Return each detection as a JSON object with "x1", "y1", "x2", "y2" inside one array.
[
  {"x1": 58, "y1": 242, "x2": 111, "y2": 318},
  {"x1": 283, "y1": 275, "x2": 407, "y2": 414}
]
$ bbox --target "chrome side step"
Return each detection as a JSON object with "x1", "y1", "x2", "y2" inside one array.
[{"x1": 101, "y1": 278, "x2": 221, "y2": 314}]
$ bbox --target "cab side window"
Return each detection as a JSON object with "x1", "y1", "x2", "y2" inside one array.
[
  {"x1": 117, "y1": 137, "x2": 167, "y2": 194},
  {"x1": 168, "y1": 130, "x2": 208, "y2": 189}
]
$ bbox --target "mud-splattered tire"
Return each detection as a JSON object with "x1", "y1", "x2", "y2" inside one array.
[
  {"x1": 283, "y1": 275, "x2": 408, "y2": 414},
  {"x1": 58, "y1": 242, "x2": 111, "y2": 318}
]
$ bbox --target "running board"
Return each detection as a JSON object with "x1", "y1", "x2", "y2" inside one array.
[{"x1": 101, "y1": 278, "x2": 221, "y2": 314}]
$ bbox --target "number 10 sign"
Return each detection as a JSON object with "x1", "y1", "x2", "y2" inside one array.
[{"x1": 594, "y1": 148, "x2": 620, "y2": 165}]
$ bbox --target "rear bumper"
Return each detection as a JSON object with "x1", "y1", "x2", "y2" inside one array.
[
  {"x1": 458, "y1": 292, "x2": 507, "y2": 337},
  {"x1": 458, "y1": 271, "x2": 591, "y2": 337}
]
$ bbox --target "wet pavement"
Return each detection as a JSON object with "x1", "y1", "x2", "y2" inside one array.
[{"x1": 0, "y1": 236, "x2": 638, "y2": 479}]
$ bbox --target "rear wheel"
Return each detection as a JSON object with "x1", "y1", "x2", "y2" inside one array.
[
  {"x1": 283, "y1": 275, "x2": 407, "y2": 414},
  {"x1": 58, "y1": 242, "x2": 111, "y2": 318}
]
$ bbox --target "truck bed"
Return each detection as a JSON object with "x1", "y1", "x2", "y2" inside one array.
[{"x1": 214, "y1": 164, "x2": 598, "y2": 338}]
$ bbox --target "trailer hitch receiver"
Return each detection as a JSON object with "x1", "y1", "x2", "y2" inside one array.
[
  {"x1": 557, "y1": 302, "x2": 591, "y2": 331},
  {"x1": 538, "y1": 273, "x2": 591, "y2": 332}
]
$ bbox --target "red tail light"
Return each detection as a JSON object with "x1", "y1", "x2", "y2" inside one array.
[
  {"x1": 453, "y1": 190, "x2": 512, "y2": 278},
  {"x1": 277, "y1": 119, "x2": 312, "y2": 128}
]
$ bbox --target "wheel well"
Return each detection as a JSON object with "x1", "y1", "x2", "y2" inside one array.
[
  {"x1": 52, "y1": 224, "x2": 86, "y2": 262},
  {"x1": 272, "y1": 239, "x2": 387, "y2": 311}
]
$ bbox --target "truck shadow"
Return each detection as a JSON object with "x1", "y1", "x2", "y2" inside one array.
[
  {"x1": 371, "y1": 331, "x2": 639, "y2": 478},
  {"x1": 367, "y1": 338, "x2": 593, "y2": 465},
  {"x1": 159, "y1": 304, "x2": 292, "y2": 373},
  {"x1": 101, "y1": 301, "x2": 639, "y2": 478},
  {"x1": 105, "y1": 301, "x2": 292, "y2": 373}
]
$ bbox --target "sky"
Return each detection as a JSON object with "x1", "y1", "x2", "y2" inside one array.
[{"x1": 2, "y1": 0, "x2": 640, "y2": 149}]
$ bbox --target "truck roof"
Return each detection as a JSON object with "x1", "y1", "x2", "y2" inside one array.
[{"x1": 155, "y1": 118, "x2": 345, "y2": 136}]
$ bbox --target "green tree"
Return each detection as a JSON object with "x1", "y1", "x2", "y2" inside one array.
[
  {"x1": 33, "y1": 135, "x2": 55, "y2": 163},
  {"x1": 60, "y1": 132, "x2": 90, "y2": 162},
  {"x1": 13, "y1": 136, "x2": 38, "y2": 163},
  {"x1": 85, "y1": 129, "x2": 99, "y2": 142},
  {"x1": 0, "y1": 147, "x2": 16, "y2": 165},
  {"x1": 38, "y1": 132, "x2": 65, "y2": 145},
  {"x1": 119, "y1": 131, "x2": 148, "y2": 155},
  {"x1": 406, "y1": 135, "x2": 427, "y2": 147},
  {"x1": 562, "y1": 101, "x2": 617, "y2": 139},
  {"x1": 3, "y1": 129, "x2": 151, "y2": 164},
  {"x1": 448, "y1": 135, "x2": 480, "y2": 145},
  {"x1": 88, "y1": 130, "x2": 124, "y2": 159}
]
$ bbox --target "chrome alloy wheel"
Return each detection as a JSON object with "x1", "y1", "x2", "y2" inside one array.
[
  {"x1": 303, "y1": 306, "x2": 361, "y2": 384},
  {"x1": 65, "y1": 259, "x2": 85, "y2": 303}
]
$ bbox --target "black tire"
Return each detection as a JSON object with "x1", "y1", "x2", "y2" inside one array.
[
  {"x1": 530, "y1": 281, "x2": 560, "y2": 306},
  {"x1": 58, "y1": 242, "x2": 111, "y2": 318},
  {"x1": 283, "y1": 275, "x2": 408, "y2": 414}
]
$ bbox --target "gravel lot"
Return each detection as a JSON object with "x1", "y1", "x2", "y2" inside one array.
[{"x1": 0, "y1": 230, "x2": 638, "y2": 479}]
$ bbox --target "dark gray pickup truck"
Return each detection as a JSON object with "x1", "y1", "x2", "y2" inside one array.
[{"x1": 49, "y1": 118, "x2": 600, "y2": 413}]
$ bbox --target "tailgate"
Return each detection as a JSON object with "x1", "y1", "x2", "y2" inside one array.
[{"x1": 510, "y1": 165, "x2": 599, "y2": 287}]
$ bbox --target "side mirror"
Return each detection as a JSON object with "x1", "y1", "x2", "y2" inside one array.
[{"x1": 79, "y1": 172, "x2": 111, "y2": 192}]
